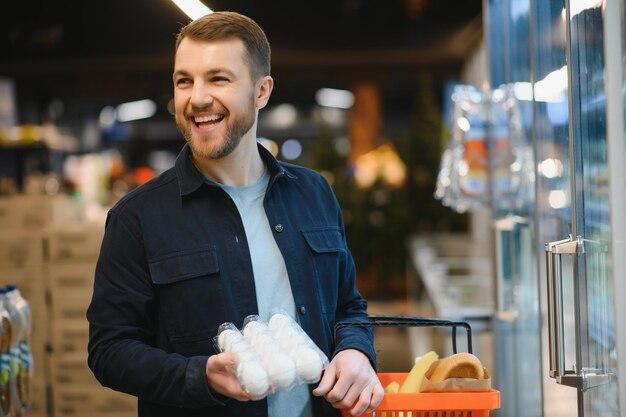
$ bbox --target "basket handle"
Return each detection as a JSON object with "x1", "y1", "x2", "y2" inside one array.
[{"x1": 334, "y1": 315, "x2": 473, "y2": 354}]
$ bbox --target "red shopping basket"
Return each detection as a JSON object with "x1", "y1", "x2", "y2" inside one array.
[{"x1": 336, "y1": 316, "x2": 501, "y2": 417}]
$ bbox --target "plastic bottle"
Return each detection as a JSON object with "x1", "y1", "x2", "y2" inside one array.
[
  {"x1": 15, "y1": 287, "x2": 32, "y2": 417},
  {"x1": 0, "y1": 288, "x2": 13, "y2": 417},
  {"x1": 5, "y1": 286, "x2": 32, "y2": 417}
]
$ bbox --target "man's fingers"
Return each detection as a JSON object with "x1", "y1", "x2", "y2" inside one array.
[
  {"x1": 323, "y1": 368, "x2": 359, "y2": 407},
  {"x1": 312, "y1": 363, "x2": 336, "y2": 397},
  {"x1": 206, "y1": 352, "x2": 238, "y2": 373},
  {"x1": 326, "y1": 379, "x2": 354, "y2": 408},
  {"x1": 365, "y1": 381, "x2": 384, "y2": 413},
  {"x1": 205, "y1": 353, "x2": 253, "y2": 401},
  {"x1": 226, "y1": 384, "x2": 253, "y2": 402},
  {"x1": 347, "y1": 381, "x2": 375, "y2": 416}
]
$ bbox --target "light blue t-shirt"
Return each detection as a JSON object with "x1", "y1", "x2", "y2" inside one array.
[{"x1": 218, "y1": 169, "x2": 313, "y2": 417}]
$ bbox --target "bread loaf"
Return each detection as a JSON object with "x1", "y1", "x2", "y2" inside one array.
[{"x1": 428, "y1": 352, "x2": 484, "y2": 382}]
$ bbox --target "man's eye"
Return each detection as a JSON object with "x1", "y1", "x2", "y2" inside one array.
[
  {"x1": 212, "y1": 77, "x2": 229, "y2": 83},
  {"x1": 176, "y1": 79, "x2": 191, "y2": 86}
]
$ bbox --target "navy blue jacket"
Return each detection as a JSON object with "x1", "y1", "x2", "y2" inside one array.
[{"x1": 87, "y1": 143, "x2": 375, "y2": 417}]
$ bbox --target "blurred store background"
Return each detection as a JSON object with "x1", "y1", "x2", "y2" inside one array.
[
  {"x1": 2, "y1": 1, "x2": 626, "y2": 417},
  {"x1": 0, "y1": 2, "x2": 486, "y2": 416},
  {"x1": 0, "y1": 0, "x2": 483, "y2": 299}
]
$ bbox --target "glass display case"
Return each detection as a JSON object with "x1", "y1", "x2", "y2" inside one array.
[
  {"x1": 550, "y1": 2, "x2": 618, "y2": 416},
  {"x1": 484, "y1": 0, "x2": 626, "y2": 416},
  {"x1": 486, "y1": 1, "x2": 543, "y2": 417}
]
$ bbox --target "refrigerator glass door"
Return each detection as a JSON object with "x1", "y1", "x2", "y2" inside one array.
[
  {"x1": 493, "y1": 216, "x2": 542, "y2": 417},
  {"x1": 605, "y1": 0, "x2": 626, "y2": 411},
  {"x1": 487, "y1": 3, "x2": 543, "y2": 415},
  {"x1": 531, "y1": 1, "x2": 578, "y2": 416},
  {"x1": 566, "y1": 1, "x2": 619, "y2": 415}
]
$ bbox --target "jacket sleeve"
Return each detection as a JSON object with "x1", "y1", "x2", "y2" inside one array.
[
  {"x1": 87, "y1": 210, "x2": 224, "y2": 408},
  {"x1": 324, "y1": 180, "x2": 377, "y2": 369}
]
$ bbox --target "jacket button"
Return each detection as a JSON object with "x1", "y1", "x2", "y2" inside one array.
[
  {"x1": 299, "y1": 305, "x2": 306, "y2": 315},
  {"x1": 274, "y1": 224, "x2": 284, "y2": 233}
]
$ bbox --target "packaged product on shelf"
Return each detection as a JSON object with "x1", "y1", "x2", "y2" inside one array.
[
  {"x1": 0, "y1": 289, "x2": 12, "y2": 417},
  {"x1": 5, "y1": 286, "x2": 32, "y2": 416},
  {"x1": 435, "y1": 83, "x2": 532, "y2": 213},
  {"x1": 0, "y1": 286, "x2": 33, "y2": 417},
  {"x1": 435, "y1": 84, "x2": 489, "y2": 213},
  {"x1": 453, "y1": 85, "x2": 489, "y2": 210}
]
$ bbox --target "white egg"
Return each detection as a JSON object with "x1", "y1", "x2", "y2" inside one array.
[
  {"x1": 218, "y1": 329, "x2": 238, "y2": 352},
  {"x1": 267, "y1": 353, "x2": 297, "y2": 389},
  {"x1": 251, "y1": 332, "x2": 274, "y2": 346},
  {"x1": 294, "y1": 328, "x2": 315, "y2": 346},
  {"x1": 281, "y1": 324, "x2": 300, "y2": 338},
  {"x1": 268, "y1": 313, "x2": 293, "y2": 332},
  {"x1": 243, "y1": 320, "x2": 266, "y2": 339},
  {"x1": 235, "y1": 349, "x2": 256, "y2": 363},
  {"x1": 238, "y1": 361, "x2": 270, "y2": 398},
  {"x1": 257, "y1": 340, "x2": 281, "y2": 358},
  {"x1": 228, "y1": 338, "x2": 251, "y2": 354},
  {"x1": 293, "y1": 346, "x2": 324, "y2": 381},
  {"x1": 275, "y1": 334, "x2": 300, "y2": 353},
  {"x1": 271, "y1": 326, "x2": 297, "y2": 348}
]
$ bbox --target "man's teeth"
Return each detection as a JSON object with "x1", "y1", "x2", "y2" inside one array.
[{"x1": 194, "y1": 115, "x2": 222, "y2": 123}]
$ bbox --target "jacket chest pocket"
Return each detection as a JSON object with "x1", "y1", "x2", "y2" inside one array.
[
  {"x1": 301, "y1": 227, "x2": 345, "y2": 314},
  {"x1": 149, "y1": 247, "x2": 225, "y2": 347}
]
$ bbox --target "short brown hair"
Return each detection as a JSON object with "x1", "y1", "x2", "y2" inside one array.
[{"x1": 176, "y1": 11, "x2": 271, "y2": 80}]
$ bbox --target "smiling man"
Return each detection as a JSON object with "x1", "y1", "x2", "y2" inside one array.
[
  {"x1": 174, "y1": 36, "x2": 265, "y2": 167},
  {"x1": 87, "y1": 11, "x2": 383, "y2": 417}
]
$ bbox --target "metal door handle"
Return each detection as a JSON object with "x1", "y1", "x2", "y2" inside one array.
[
  {"x1": 545, "y1": 236, "x2": 576, "y2": 380},
  {"x1": 545, "y1": 235, "x2": 612, "y2": 390}
]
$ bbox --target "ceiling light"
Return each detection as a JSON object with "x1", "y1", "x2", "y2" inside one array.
[
  {"x1": 548, "y1": 190, "x2": 568, "y2": 209},
  {"x1": 99, "y1": 106, "x2": 117, "y2": 128},
  {"x1": 171, "y1": 0, "x2": 213, "y2": 20},
  {"x1": 568, "y1": 0, "x2": 602, "y2": 19},
  {"x1": 456, "y1": 117, "x2": 470, "y2": 132},
  {"x1": 513, "y1": 66, "x2": 568, "y2": 103},
  {"x1": 315, "y1": 88, "x2": 355, "y2": 109},
  {"x1": 534, "y1": 66, "x2": 568, "y2": 102},
  {"x1": 116, "y1": 99, "x2": 157, "y2": 122}
]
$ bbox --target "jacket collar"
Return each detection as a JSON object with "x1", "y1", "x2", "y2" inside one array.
[{"x1": 175, "y1": 142, "x2": 291, "y2": 196}]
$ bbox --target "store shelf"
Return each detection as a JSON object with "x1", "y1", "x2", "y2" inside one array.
[{"x1": 0, "y1": 142, "x2": 49, "y2": 192}]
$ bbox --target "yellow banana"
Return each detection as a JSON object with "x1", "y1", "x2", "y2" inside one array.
[
  {"x1": 384, "y1": 381, "x2": 400, "y2": 393},
  {"x1": 399, "y1": 351, "x2": 439, "y2": 393},
  {"x1": 382, "y1": 381, "x2": 399, "y2": 417}
]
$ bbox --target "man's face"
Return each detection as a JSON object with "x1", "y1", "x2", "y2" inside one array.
[{"x1": 173, "y1": 37, "x2": 259, "y2": 160}]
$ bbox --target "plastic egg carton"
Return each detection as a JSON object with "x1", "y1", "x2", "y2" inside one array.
[{"x1": 216, "y1": 311, "x2": 329, "y2": 399}]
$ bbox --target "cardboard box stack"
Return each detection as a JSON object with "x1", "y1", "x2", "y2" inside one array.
[
  {"x1": 0, "y1": 196, "x2": 51, "y2": 417},
  {"x1": 0, "y1": 194, "x2": 137, "y2": 417}
]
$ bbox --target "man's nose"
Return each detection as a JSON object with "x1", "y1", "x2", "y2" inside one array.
[{"x1": 190, "y1": 82, "x2": 214, "y2": 107}]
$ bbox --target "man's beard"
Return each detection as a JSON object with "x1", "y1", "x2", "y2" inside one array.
[{"x1": 176, "y1": 100, "x2": 256, "y2": 160}]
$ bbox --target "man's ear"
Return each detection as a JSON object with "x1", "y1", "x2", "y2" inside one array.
[{"x1": 256, "y1": 75, "x2": 274, "y2": 109}]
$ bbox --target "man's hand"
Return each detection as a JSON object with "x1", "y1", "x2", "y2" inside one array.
[
  {"x1": 312, "y1": 349, "x2": 384, "y2": 416},
  {"x1": 205, "y1": 352, "x2": 252, "y2": 401}
]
